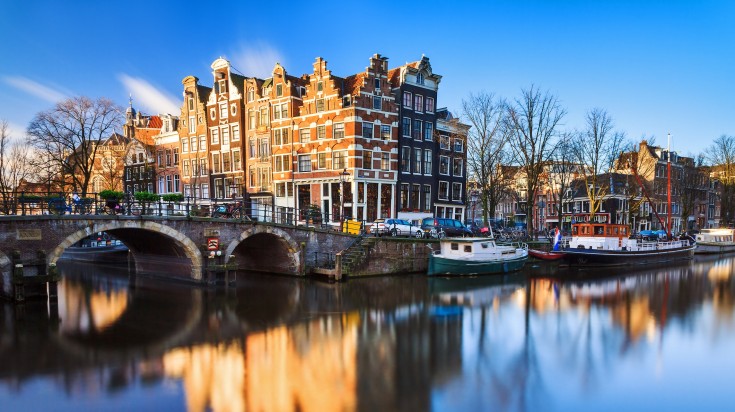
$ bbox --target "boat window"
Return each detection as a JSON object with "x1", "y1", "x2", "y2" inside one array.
[
  {"x1": 464, "y1": 245, "x2": 472, "y2": 252},
  {"x1": 572, "y1": 226, "x2": 579, "y2": 235},
  {"x1": 613, "y1": 227, "x2": 618, "y2": 235},
  {"x1": 450, "y1": 243, "x2": 458, "y2": 250},
  {"x1": 594, "y1": 226, "x2": 604, "y2": 235},
  {"x1": 622, "y1": 227, "x2": 627, "y2": 235},
  {"x1": 481, "y1": 242, "x2": 489, "y2": 249}
]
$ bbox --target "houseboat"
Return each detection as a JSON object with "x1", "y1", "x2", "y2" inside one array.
[
  {"x1": 59, "y1": 234, "x2": 129, "y2": 264},
  {"x1": 427, "y1": 237, "x2": 528, "y2": 276},
  {"x1": 694, "y1": 228, "x2": 735, "y2": 254},
  {"x1": 561, "y1": 223, "x2": 695, "y2": 266}
]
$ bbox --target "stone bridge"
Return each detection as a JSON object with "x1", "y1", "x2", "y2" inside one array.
[{"x1": 0, "y1": 215, "x2": 354, "y2": 286}]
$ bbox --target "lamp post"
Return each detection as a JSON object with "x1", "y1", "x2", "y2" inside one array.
[
  {"x1": 470, "y1": 190, "x2": 479, "y2": 224},
  {"x1": 339, "y1": 168, "x2": 350, "y2": 230}
]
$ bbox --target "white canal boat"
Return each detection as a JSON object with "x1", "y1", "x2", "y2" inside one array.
[
  {"x1": 427, "y1": 237, "x2": 528, "y2": 276},
  {"x1": 694, "y1": 228, "x2": 735, "y2": 254}
]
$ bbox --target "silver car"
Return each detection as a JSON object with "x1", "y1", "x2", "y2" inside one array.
[{"x1": 369, "y1": 218, "x2": 424, "y2": 238}]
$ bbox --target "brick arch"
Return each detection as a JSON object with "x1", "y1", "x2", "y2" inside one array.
[
  {"x1": 48, "y1": 221, "x2": 203, "y2": 281},
  {"x1": 225, "y1": 226, "x2": 303, "y2": 275}
]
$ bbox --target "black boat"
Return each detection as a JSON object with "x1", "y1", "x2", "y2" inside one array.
[
  {"x1": 561, "y1": 223, "x2": 695, "y2": 266},
  {"x1": 60, "y1": 234, "x2": 129, "y2": 264}
]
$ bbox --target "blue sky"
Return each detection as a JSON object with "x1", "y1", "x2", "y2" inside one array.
[{"x1": 1, "y1": 0, "x2": 733, "y2": 157}]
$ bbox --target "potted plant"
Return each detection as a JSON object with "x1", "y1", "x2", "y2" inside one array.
[{"x1": 134, "y1": 191, "x2": 160, "y2": 215}]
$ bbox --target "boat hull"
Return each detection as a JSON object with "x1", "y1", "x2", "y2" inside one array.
[
  {"x1": 561, "y1": 244, "x2": 695, "y2": 266},
  {"x1": 694, "y1": 242, "x2": 735, "y2": 254},
  {"x1": 528, "y1": 249, "x2": 566, "y2": 261},
  {"x1": 428, "y1": 254, "x2": 528, "y2": 276},
  {"x1": 59, "y1": 245, "x2": 129, "y2": 264}
]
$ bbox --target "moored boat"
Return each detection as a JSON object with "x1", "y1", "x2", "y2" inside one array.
[
  {"x1": 60, "y1": 235, "x2": 129, "y2": 264},
  {"x1": 561, "y1": 223, "x2": 695, "y2": 266},
  {"x1": 528, "y1": 249, "x2": 566, "y2": 261},
  {"x1": 694, "y1": 228, "x2": 735, "y2": 254},
  {"x1": 428, "y1": 237, "x2": 528, "y2": 276}
]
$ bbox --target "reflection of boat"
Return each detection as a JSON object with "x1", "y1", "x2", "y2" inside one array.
[
  {"x1": 429, "y1": 274, "x2": 526, "y2": 307},
  {"x1": 561, "y1": 223, "x2": 695, "y2": 266},
  {"x1": 427, "y1": 238, "x2": 528, "y2": 276},
  {"x1": 528, "y1": 249, "x2": 566, "y2": 261},
  {"x1": 60, "y1": 234, "x2": 129, "y2": 264},
  {"x1": 694, "y1": 228, "x2": 735, "y2": 254}
]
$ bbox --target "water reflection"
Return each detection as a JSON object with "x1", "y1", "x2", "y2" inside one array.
[{"x1": 1, "y1": 256, "x2": 735, "y2": 411}]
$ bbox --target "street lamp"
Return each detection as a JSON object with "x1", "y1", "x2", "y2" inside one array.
[
  {"x1": 339, "y1": 168, "x2": 350, "y2": 230},
  {"x1": 470, "y1": 190, "x2": 479, "y2": 224}
]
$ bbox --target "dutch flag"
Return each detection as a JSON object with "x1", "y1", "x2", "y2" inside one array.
[{"x1": 553, "y1": 228, "x2": 563, "y2": 251}]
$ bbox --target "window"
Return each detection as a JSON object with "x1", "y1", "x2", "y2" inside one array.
[
  {"x1": 401, "y1": 184, "x2": 409, "y2": 209},
  {"x1": 258, "y1": 138, "x2": 269, "y2": 157},
  {"x1": 440, "y1": 134, "x2": 449, "y2": 150},
  {"x1": 233, "y1": 149, "x2": 241, "y2": 170},
  {"x1": 200, "y1": 158, "x2": 208, "y2": 175},
  {"x1": 212, "y1": 153, "x2": 221, "y2": 173},
  {"x1": 276, "y1": 183, "x2": 286, "y2": 197},
  {"x1": 231, "y1": 124, "x2": 239, "y2": 141},
  {"x1": 380, "y1": 152, "x2": 390, "y2": 171},
  {"x1": 157, "y1": 151, "x2": 163, "y2": 167},
  {"x1": 363, "y1": 150, "x2": 372, "y2": 170},
  {"x1": 423, "y1": 185, "x2": 431, "y2": 211},
  {"x1": 401, "y1": 147, "x2": 411, "y2": 172},
  {"x1": 411, "y1": 184, "x2": 420, "y2": 210},
  {"x1": 343, "y1": 95, "x2": 351, "y2": 107},
  {"x1": 248, "y1": 110, "x2": 255, "y2": 129},
  {"x1": 190, "y1": 137, "x2": 197, "y2": 152},
  {"x1": 188, "y1": 97, "x2": 194, "y2": 111},
  {"x1": 166, "y1": 175, "x2": 173, "y2": 193},
  {"x1": 373, "y1": 96, "x2": 381, "y2": 110},
  {"x1": 454, "y1": 139, "x2": 464, "y2": 152},
  {"x1": 424, "y1": 122, "x2": 433, "y2": 141},
  {"x1": 280, "y1": 103, "x2": 287, "y2": 118},
  {"x1": 166, "y1": 150, "x2": 172, "y2": 167},
  {"x1": 199, "y1": 135, "x2": 206, "y2": 151},
  {"x1": 201, "y1": 184, "x2": 209, "y2": 199},
  {"x1": 317, "y1": 152, "x2": 327, "y2": 169},
  {"x1": 452, "y1": 183, "x2": 463, "y2": 201},
  {"x1": 222, "y1": 153, "x2": 231, "y2": 172},
  {"x1": 374, "y1": 78, "x2": 380, "y2": 90},
  {"x1": 380, "y1": 125, "x2": 390, "y2": 140},
  {"x1": 274, "y1": 154, "x2": 290, "y2": 172},
  {"x1": 317, "y1": 81, "x2": 323, "y2": 92},
  {"x1": 402, "y1": 117, "x2": 411, "y2": 137},
  {"x1": 273, "y1": 103, "x2": 281, "y2": 120},
  {"x1": 362, "y1": 122, "x2": 373, "y2": 139},
  {"x1": 249, "y1": 139, "x2": 256, "y2": 158},
  {"x1": 403, "y1": 91, "x2": 412, "y2": 108},
  {"x1": 183, "y1": 160, "x2": 190, "y2": 177},
  {"x1": 423, "y1": 149, "x2": 432, "y2": 174},
  {"x1": 259, "y1": 107, "x2": 268, "y2": 126},
  {"x1": 300, "y1": 129, "x2": 310, "y2": 143},
  {"x1": 414, "y1": 95, "x2": 423, "y2": 113},
  {"x1": 439, "y1": 181, "x2": 449, "y2": 200},
  {"x1": 413, "y1": 148, "x2": 422, "y2": 173},
  {"x1": 333, "y1": 151, "x2": 346, "y2": 170},
  {"x1": 416, "y1": 73, "x2": 425, "y2": 85},
  {"x1": 247, "y1": 87, "x2": 254, "y2": 102},
  {"x1": 453, "y1": 158, "x2": 463, "y2": 176},
  {"x1": 413, "y1": 119, "x2": 422, "y2": 140},
  {"x1": 333, "y1": 123, "x2": 344, "y2": 139},
  {"x1": 173, "y1": 148, "x2": 179, "y2": 165},
  {"x1": 219, "y1": 103, "x2": 227, "y2": 119},
  {"x1": 174, "y1": 175, "x2": 180, "y2": 192},
  {"x1": 426, "y1": 97, "x2": 435, "y2": 113},
  {"x1": 439, "y1": 156, "x2": 450, "y2": 175},
  {"x1": 189, "y1": 116, "x2": 195, "y2": 133},
  {"x1": 182, "y1": 138, "x2": 189, "y2": 153},
  {"x1": 274, "y1": 128, "x2": 289, "y2": 145},
  {"x1": 316, "y1": 99, "x2": 325, "y2": 112},
  {"x1": 276, "y1": 84, "x2": 283, "y2": 96},
  {"x1": 317, "y1": 125, "x2": 326, "y2": 139},
  {"x1": 211, "y1": 128, "x2": 219, "y2": 145},
  {"x1": 298, "y1": 155, "x2": 311, "y2": 172}
]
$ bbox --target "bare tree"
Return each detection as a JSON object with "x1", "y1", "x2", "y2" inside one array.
[
  {"x1": 505, "y1": 86, "x2": 566, "y2": 237},
  {"x1": 548, "y1": 134, "x2": 579, "y2": 231},
  {"x1": 677, "y1": 153, "x2": 707, "y2": 231},
  {"x1": 0, "y1": 120, "x2": 33, "y2": 213},
  {"x1": 705, "y1": 134, "x2": 735, "y2": 226},
  {"x1": 571, "y1": 108, "x2": 626, "y2": 219},
  {"x1": 615, "y1": 137, "x2": 658, "y2": 231},
  {"x1": 462, "y1": 92, "x2": 510, "y2": 225},
  {"x1": 27, "y1": 96, "x2": 123, "y2": 196}
]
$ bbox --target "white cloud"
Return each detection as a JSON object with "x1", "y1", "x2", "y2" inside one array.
[
  {"x1": 2, "y1": 76, "x2": 67, "y2": 103},
  {"x1": 229, "y1": 42, "x2": 286, "y2": 78},
  {"x1": 1, "y1": 120, "x2": 28, "y2": 142},
  {"x1": 118, "y1": 74, "x2": 180, "y2": 115}
]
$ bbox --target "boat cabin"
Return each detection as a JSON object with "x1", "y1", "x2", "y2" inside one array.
[
  {"x1": 696, "y1": 228, "x2": 735, "y2": 243},
  {"x1": 437, "y1": 238, "x2": 525, "y2": 260},
  {"x1": 569, "y1": 223, "x2": 634, "y2": 251}
]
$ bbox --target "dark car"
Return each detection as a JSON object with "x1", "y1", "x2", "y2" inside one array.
[{"x1": 421, "y1": 217, "x2": 473, "y2": 238}]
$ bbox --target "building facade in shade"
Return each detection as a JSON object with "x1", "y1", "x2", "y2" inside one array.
[
  {"x1": 179, "y1": 76, "x2": 213, "y2": 203},
  {"x1": 153, "y1": 114, "x2": 181, "y2": 195},
  {"x1": 435, "y1": 108, "x2": 469, "y2": 221},
  {"x1": 122, "y1": 101, "x2": 159, "y2": 195}
]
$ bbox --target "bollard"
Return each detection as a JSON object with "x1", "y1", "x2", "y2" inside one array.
[{"x1": 13, "y1": 264, "x2": 24, "y2": 302}]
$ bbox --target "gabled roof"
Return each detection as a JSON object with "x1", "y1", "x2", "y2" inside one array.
[{"x1": 342, "y1": 73, "x2": 365, "y2": 95}]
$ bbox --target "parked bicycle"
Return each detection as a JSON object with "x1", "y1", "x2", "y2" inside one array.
[{"x1": 212, "y1": 202, "x2": 242, "y2": 219}]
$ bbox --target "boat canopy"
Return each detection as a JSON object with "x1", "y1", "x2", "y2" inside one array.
[{"x1": 571, "y1": 223, "x2": 629, "y2": 238}]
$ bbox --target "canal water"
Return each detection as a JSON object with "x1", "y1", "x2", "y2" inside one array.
[{"x1": 2, "y1": 256, "x2": 735, "y2": 412}]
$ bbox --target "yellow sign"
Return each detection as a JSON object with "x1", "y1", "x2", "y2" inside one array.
[{"x1": 342, "y1": 219, "x2": 362, "y2": 235}]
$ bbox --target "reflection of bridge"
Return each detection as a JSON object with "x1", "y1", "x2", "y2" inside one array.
[{"x1": 0, "y1": 215, "x2": 354, "y2": 284}]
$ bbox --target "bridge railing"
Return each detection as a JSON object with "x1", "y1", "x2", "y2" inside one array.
[{"x1": 1, "y1": 191, "x2": 366, "y2": 234}]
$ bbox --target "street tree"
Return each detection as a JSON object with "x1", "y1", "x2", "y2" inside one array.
[
  {"x1": 548, "y1": 133, "x2": 580, "y2": 231},
  {"x1": 462, "y1": 92, "x2": 510, "y2": 226},
  {"x1": 705, "y1": 134, "x2": 735, "y2": 226},
  {"x1": 0, "y1": 120, "x2": 33, "y2": 214},
  {"x1": 677, "y1": 153, "x2": 707, "y2": 231},
  {"x1": 571, "y1": 108, "x2": 626, "y2": 219},
  {"x1": 27, "y1": 96, "x2": 123, "y2": 197},
  {"x1": 505, "y1": 85, "x2": 566, "y2": 238}
]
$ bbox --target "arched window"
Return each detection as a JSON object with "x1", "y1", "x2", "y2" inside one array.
[{"x1": 247, "y1": 87, "x2": 255, "y2": 102}]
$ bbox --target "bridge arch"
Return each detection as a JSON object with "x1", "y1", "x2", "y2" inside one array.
[
  {"x1": 225, "y1": 225, "x2": 303, "y2": 275},
  {"x1": 49, "y1": 221, "x2": 204, "y2": 281}
]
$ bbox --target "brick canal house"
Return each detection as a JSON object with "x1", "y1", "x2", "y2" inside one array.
[{"x1": 179, "y1": 75, "x2": 213, "y2": 204}]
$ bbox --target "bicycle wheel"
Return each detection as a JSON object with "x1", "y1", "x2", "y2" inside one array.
[{"x1": 232, "y1": 209, "x2": 241, "y2": 219}]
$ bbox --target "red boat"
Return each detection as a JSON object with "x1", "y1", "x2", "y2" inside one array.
[{"x1": 528, "y1": 249, "x2": 566, "y2": 261}]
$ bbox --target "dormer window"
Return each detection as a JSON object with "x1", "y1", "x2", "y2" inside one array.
[
  {"x1": 416, "y1": 73, "x2": 425, "y2": 85},
  {"x1": 317, "y1": 81, "x2": 323, "y2": 92},
  {"x1": 343, "y1": 95, "x2": 351, "y2": 107},
  {"x1": 374, "y1": 78, "x2": 380, "y2": 90},
  {"x1": 276, "y1": 84, "x2": 283, "y2": 97},
  {"x1": 247, "y1": 88, "x2": 254, "y2": 102},
  {"x1": 218, "y1": 80, "x2": 226, "y2": 94}
]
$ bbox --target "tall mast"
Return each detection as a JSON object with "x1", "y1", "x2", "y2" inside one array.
[{"x1": 667, "y1": 132, "x2": 672, "y2": 238}]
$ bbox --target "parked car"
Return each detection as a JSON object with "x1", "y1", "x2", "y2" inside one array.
[
  {"x1": 421, "y1": 217, "x2": 473, "y2": 238},
  {"x1": 369, "y1": 218, "x2": 424, "y2": 238}
]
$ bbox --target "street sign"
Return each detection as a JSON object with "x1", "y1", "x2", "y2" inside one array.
[{"x1": 206, "y1": 237, "x2": 219, "y2": 251}]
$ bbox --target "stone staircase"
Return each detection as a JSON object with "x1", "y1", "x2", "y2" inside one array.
[{"x1": 338, "y1": 235, "x2": 377, "y2": 276}]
